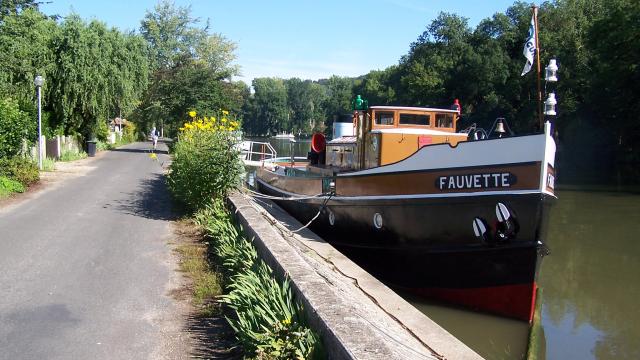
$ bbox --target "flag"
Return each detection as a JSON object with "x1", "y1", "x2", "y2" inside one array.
[{"x1": 521, "y1": 11, "x2": 537, "y2": 76}]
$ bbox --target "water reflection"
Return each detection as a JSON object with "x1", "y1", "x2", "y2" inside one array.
[{"x1": 539, "y1": 190, "x2": 640, "y2": 360}]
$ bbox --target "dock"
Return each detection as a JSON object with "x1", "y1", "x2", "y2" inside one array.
[{"x1": 228, "y1": 191, "x2": 483, "y2": 359}]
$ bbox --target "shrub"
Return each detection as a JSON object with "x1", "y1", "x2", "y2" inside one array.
[
  {"x1": 0, "y1": 97, "x2": 35, "y2": 158},
  {"x1": 167, "y1": 111, "x2": 243, "y2": 212},
  {"x1": 122, "y1": 122, "x2": 137, "y2": 143},
  {"x1": 0, "y1": 176, "x2": 25, "y2": 197},
  {"x1": 0, "y1": 156, "x2": 39, "y2": 186}
]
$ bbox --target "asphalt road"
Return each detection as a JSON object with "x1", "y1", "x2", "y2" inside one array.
[{"x1": 0, "y1": 142, "x2": 184, "y2": 360}]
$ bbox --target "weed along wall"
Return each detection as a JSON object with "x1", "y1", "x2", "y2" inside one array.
[{"x1": 226, "y1": 192, "x2": 484, "y2": 360}]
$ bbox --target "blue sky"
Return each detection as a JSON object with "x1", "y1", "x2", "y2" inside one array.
[{"x1": 41, "y1": 0, "x2": 519, "y2": 85}]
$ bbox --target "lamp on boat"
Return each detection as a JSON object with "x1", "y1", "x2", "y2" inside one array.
[
  {"x1": 544, "y1": 93, "x2": 557, "y2": 116},
  {"x1": 494, "y1": 118, "x2": 506, "y2": 137},
  {"x1": 545, "y1": 59, "x2": 558, "y2": 82}
]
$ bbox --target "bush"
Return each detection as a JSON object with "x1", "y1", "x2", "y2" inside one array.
[
  {"x1": 0, "y1": 97, "x2": 35, "y2": 158},
  {"x1": 0, "y1": 156, "x2": 39, "y2": 186},
  {"x1": 122, "y1": 122, "x2": 138, "y2": 143},
  {"x1": 0, "y1": 176, "x2": 25, "y2": 197},
  {"x1": 167, "y1": 112, "x2": 243, "y2": 212}
]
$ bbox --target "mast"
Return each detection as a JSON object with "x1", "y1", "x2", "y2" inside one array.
[{"x1": 533, "y1": 5, "x2": 543, "y2": 129}]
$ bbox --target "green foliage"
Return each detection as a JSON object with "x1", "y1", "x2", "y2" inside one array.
[
  {"x1": 193, "y1": 200, "x2": 323, "y2": 359},
  {"x1": 41, "y1": 156, "x2": 54, "y2": 171},
  {"x1": 59, "y1": 148, "x2": 87, "y2": 162},
  {"x1": 122, "y1": 123, "x2": 139, "y2": 143},
  {"x1": 0, "y1": 175, "x2": 25, "y2": 197},
  {"x1": 167, "y1": 115, "x2": 243, "y2": 212},
  {"x1": 137, "y1": 1, "x2": 241, "y2": 137},
  {"x1": 0, "y1": 156, "x2": 39, "y2": 185},
  {"x1": 0, "y1": 97, "x2": 33, "y2": 158},
  {"x1": 244, "y1": 78, "x2": 289, "y2": 136},
  {"x1": 49, "y1": 15, "x2": 149, "y2": 139}
]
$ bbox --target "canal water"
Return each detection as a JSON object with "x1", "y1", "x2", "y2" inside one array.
[{"x1": 252, "y1": 137, "x2": 640, "y2": 359}]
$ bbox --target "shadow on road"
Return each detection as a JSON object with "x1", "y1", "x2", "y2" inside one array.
[
  {"x1": 186, "y1": 315, "x2": 242, "y2": 359},
  {"x1": 110, "y1": 148, "x2": 169, "y2": 155},
  {"x1": 114, "y1": 173, "x2": 177, "y2": 221}
]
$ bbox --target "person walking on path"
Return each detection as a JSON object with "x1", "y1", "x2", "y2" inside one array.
[{"x1": 150, "y1": 126, "x2": 159, "y2": 150}]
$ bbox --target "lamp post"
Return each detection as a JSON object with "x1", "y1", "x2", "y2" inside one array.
[{"x1": 34, "y1": 75, "x2": 44, "y2": 170}]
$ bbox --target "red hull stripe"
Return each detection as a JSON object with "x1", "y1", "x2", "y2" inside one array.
[{"x1": 411, "y1": 282, "x2": 537, "y2": 322}]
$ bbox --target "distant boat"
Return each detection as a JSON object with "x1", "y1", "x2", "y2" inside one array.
[{"x1": 273, "y1": 132, "x2": 295, "y2": 139}]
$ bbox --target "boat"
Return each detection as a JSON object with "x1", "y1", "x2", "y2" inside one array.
[
  {"x1": 273, "y1": 132, "x2": 295, "y2": 139},
  {"x1": 254, "y1": 100, "x2": 556, "y2": 321}
]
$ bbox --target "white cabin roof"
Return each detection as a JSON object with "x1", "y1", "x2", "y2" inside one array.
[{"x1": 369, "y1": 106, "x2": 458, "y2": 114}]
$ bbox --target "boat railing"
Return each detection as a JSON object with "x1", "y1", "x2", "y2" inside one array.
[{"x1": 239, "y1": 140, "x2": 278, "y2": 166}]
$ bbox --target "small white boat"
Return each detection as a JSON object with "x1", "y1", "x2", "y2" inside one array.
[{"x1": 273, "y1": 132, "x2": 295, "y2": 139}]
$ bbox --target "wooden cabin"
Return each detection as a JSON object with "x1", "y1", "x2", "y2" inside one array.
[{"x1": 325, "y1": 106, "x2": 468, "y2": 171}]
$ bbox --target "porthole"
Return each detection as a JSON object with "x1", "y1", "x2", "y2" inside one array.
[
  {"x1": 328, "y1": 211, "x2": 335, "y2": 226},
  {"x1": 373, "y1": 213, "x2": 383, "y2": 229}
]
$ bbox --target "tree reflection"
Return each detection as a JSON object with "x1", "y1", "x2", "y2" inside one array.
[{"x1": 539, "y1": 190, "x2": 640, "y2": 359}]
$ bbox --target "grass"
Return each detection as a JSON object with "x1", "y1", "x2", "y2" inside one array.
[
  {"x1": 59, "y1": 149, "x2": 87, "y2": 162},
  {"x1": 174, "y1": 220, "x2": 223, "y2": 317},
  {"x1": 41, "y1": 157, "x2": 56, "y2": 172},
  {"x1": 0, "y1": 176, "x2": 25, "y2": 198}
]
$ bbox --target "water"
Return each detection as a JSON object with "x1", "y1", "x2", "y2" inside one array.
[
  {"x1": 405, "y1": 189, "x2": 640, "y2": 359},
  {"x1": 254, "y1": 137, "x2": 640, "y2": 359}
]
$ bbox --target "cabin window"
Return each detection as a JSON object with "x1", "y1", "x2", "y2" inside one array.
[
  {"x1": 399, "y1": 113, "x2": 430, "y2": 126},
  {"x1": 375, "y1": 112, "x2": 394, "y2": 126},
  {"x1": 436, "y1": 113, "x2": 454, "y2": 128}
]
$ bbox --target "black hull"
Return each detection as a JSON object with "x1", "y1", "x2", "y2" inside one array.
[{"x1": 258, "y1": 178, "x2": 554, "y2": 320}]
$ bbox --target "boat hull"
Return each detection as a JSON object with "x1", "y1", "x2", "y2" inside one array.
[
  {"x1": 257, "y1": 178, "x2": 554, "y2": 321},
  {"x1": 255, "y1": 129, "x2": 556, "y2": 321}
]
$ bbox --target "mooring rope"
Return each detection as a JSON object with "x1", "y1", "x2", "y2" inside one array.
[{"x1": 242, "y1": 185, "x2": 326, "y2": 201}]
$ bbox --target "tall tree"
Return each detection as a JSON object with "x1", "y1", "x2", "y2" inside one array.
[
  {"x1": 246, "y1": 78, "x2": 288, "y2": 136},
  {"x1": 137, "y1": 0, "x2": 239, "y2": 135}
]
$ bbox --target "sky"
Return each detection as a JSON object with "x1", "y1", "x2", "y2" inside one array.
[{"x1": 40, "y1": 0, "x2": 520, "y2": 85}]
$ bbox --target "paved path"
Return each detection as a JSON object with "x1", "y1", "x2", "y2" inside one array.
[{"x1": 0, "y1": 142, "x2": 186, "y2": 360}]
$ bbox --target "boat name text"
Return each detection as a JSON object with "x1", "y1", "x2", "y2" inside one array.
[{"x1": 436, "y1": 172, "x2": 517, "y2": 190}]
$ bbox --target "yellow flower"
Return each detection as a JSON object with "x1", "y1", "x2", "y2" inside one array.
[
  {"x1": 149, "y1": 153, "x2": 157, "y2": 160},
  {"x1": 188, "y1": 110, "x2": 197, "y2": 118},
  {"x1": 281, "y1": 318, "x2": 291, "y2": 326},
  {"x1": 222, "y1": 110, "x2": 229, "y2": 115}
]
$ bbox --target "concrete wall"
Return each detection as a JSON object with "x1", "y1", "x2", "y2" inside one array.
[{"x1": 227, "y1": 192, "x2": 484, "y2": 360}]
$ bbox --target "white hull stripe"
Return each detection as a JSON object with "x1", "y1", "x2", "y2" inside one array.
[{"x1": 257, "y1": 178, "x2": 556, "y2": 201}]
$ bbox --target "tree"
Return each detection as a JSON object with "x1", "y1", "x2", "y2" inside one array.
[
  {"x1": 138, "y1": 0, "x2": 239, "y2": 136},
  {"x1": 322, "y1": 76, "x2": 353, "y2": 133},
  {"x1": 0, "y1": 8, "x2": 57, "y2": 106},
  {"x1": 285, "y1": 78, "x2": 327, "y2": 135},
  {"x1": 246, "y1": 78, "x2": 288, "y2": 136},
  {"x1": 48, "y1": 15, "x2": 150, "y2": 138}
]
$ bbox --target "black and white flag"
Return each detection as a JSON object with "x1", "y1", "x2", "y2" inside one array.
[{"x1": 521, "y1": 11, "x2": 537, "y2": 76}]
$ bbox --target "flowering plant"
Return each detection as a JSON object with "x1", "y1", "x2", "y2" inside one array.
[{"x1": 167, "y1": 110, "x2": 243, "y2": 211}]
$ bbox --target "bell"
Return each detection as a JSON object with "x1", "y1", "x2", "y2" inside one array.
[{"x1": 495, "y1": 119, "x2": 506, "y2": 134}]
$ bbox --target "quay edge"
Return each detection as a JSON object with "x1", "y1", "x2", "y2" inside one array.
[{"x1": 227, "y1": 191, "x2": 484, "y2": 360}]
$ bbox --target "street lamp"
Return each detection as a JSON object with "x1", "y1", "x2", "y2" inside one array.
[{"x1": 34, "y1": 75, "x2": 44, "y2": 170}]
